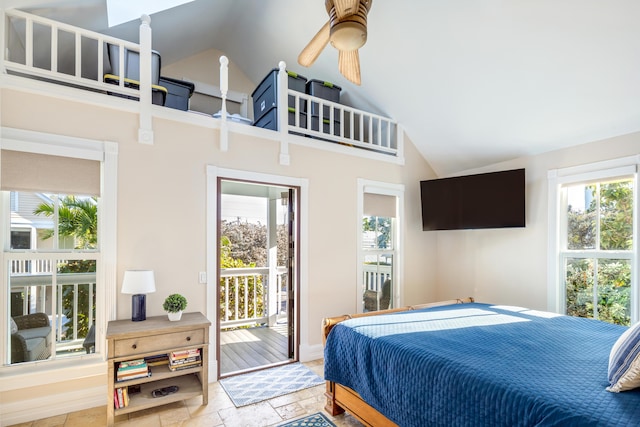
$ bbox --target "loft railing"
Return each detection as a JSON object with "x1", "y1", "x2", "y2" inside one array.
[
  {"x1": 2, "y1": 8, "x2": 403, "y2": 158},
  {"x1": 288, "y1": 90, "x2": 398, "y2": 155},
  {"x1": 219, "y1": 266, "x2": 287, "y2": 329},
  {"x1": 3, "y1": 8, "x2": 143, "y2": 100}
]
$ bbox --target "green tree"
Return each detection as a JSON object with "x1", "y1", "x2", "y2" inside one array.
[
  {"x1": 219, "y1": 235, "x2": 264, "y2": 325},
  {"x1": 34, "y1": 195, "x2": 98, "y2": 340},
  {"x1": 565, "y1": 181, "x2": 632, "y2": 325},
  {"x1": 34, "y1": 195, "x2": 98, "y2": 249},
  {"x1": 363, "y1": 216, "x2": 391, "y2": 248}
]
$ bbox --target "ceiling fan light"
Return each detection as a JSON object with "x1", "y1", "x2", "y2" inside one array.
[{"x1": 330, "y1": 21, "x2": 367, "y2": 51}]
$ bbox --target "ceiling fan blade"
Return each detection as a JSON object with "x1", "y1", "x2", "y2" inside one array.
[
  {"x1": 298, "y1": 21, "x2": 330, "y2": 67},
  {"x1": 338, "y1": 49, "x2": 361, "y2": 85},
  {"x1": 333, "y1": 0, "x2": 361, "y2": 20}
]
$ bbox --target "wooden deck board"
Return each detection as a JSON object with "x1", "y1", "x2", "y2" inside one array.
[{"x1": 220, "y1": 325, "x2": 289, "y2": 375}]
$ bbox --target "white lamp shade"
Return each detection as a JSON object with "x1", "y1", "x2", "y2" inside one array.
[{"x1": 121, "y1": 270, "x2": 156, "y2": 295}]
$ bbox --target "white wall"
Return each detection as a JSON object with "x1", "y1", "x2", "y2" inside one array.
[
  {"x1": 0, "y1": 83, "x2": 438, "y2": 422},
  {"x1": 433, "y1": 132, "x2": 640, "y2": 310}
]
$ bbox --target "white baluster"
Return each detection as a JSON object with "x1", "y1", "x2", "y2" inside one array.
[
  {"x1": 277, "y1": 61, "x2": 290, "y2": 165},
  {"x1": 219, "y1": 55, "x2": 229, "y2": 151},
  {"x1": 138, "y1": 14, "x2": 154, "y2": 144}
]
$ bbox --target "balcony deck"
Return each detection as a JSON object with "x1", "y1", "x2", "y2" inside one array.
[{"x1": 219, "y1": 323, "x2": 289, "y2": 376}]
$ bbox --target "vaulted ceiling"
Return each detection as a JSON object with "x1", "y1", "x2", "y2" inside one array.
[{"x1": 13, "y1": 0, "x2": 640, "y2": 176}]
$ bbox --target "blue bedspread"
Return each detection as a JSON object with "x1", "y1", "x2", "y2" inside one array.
[{"x1": 324, "y1": 303, "x2": 640, "y2": 426}]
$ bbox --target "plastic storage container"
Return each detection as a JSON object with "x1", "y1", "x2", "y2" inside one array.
[
  {"x1": 254, "y1": 107, "x2": 307, "y2": 136},
  {"x1": 159, "y1": 77, "x2": 195, "y2": 111},
  {"x1": 305, "y1": 79, "x2": 341, "y2": 118},
  {"x1": 107, "y1": 44, "x2": 161, "y2": 85},
  {"x1": 105, "y1": 44, "x2": 165, "y2": 105},
  {"x1": 251, "y1": 68, "x2": 307, "y2": 123},
  {"x1": 311, "y1": 116, "x2": 340, "y2": 137}
]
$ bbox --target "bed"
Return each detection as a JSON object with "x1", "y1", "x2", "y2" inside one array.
[{"x1": 322, "y1": 298, "x2": 640, "y2": 426}]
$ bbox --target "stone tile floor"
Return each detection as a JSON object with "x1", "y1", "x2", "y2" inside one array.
[{"x1": 8, "y1": 360, "x2": 364, "y2": 427}]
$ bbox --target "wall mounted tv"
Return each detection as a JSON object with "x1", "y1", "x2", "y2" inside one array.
[{"x1": 420, "y1": 168, "x2": 525, "y2": 231}]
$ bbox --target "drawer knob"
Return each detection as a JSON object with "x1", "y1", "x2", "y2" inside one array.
[
  {"x1": 132, "y1": 344, "x2": 137, "y2": 349},
  {"x1": 186, "y1": 336, "x2": 191, "y2": 341}
]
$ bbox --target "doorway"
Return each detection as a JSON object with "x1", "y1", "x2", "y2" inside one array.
[{"x1": 217, "y1": 178, "x2": 299, "y2": 377}]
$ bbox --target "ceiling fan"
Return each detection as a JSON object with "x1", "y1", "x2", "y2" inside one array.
[{"x1": 297, "y1": 0, "x2": 373, "y2": 86}]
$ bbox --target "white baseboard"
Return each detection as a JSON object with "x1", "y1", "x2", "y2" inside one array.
[
  {"x1": 0, "y1": 385, "x2": 105, "y2": 427},
  {"x1": 299, "y1": 343, "x2": 324, "y2": 363}
]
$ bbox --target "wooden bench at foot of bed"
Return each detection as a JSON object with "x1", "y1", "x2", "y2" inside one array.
[{"x1": 321, "y1": 297, "x2": 475, "y2": 427}]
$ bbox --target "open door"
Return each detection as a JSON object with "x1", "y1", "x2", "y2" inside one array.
[
  {"x1": 286, "y1": 188, "x2": 296, "y2": 358},
  {"x1": 217, "y1": 179, "x2": 299, "y2": 377}
]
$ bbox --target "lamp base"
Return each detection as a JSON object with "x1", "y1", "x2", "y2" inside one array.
[{"x1": 131, "y1": 294, "x2": 147, "y2": 321}]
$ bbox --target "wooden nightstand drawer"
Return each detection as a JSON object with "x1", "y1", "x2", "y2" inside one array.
[{"x1": 113, "y1": 328, "x2": 204, "y2": 357}]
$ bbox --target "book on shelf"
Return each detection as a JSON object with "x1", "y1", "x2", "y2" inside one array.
[
  {"x1": 169, "y1": 348, "x2": 200, "y2": 360},
  {"x1": 116, "y1": 371, "x2": 151, "y2": 381},
  {"x1": 118, "y1": 358, "x2": 146, "y2": 369},
  {"x1": 114, "y1": 386, "x2": 130, "y2": 409},
  {"x1": 169, "y1": 360, "x2": 201, "y2": 371},
  {"x1": 117, "y1": 358, "x2": 150, "y2": 381},
  {"x1": 145, "y1": 354, "x2": 169, "y2": 366},
  {"x1": 117, "y1": 388, "x2": 124, "y2": 409},
  {"x1": 168, "y1": 349, "x2": 201, "y2": 371}
]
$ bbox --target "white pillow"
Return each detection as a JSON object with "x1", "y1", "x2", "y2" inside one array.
[
  {"x1": 607, "y1": 321, "x2": 640, "y2": 392},
  {"x1": 10, "y1": 317, "x2": 18, "y2": 335}
]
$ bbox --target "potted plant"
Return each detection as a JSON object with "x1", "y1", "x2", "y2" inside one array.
[{"x1": 163, "y1": 293, "x2": 187, "y2": 321}]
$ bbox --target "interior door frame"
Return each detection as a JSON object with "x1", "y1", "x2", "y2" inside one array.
[{"x1": 206, "y1": 166, "x2": 308, "y2": 381}]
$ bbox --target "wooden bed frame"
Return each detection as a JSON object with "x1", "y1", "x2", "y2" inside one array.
[{"x1": 321, "y1": 297, "x2": 475, "y2": 427}]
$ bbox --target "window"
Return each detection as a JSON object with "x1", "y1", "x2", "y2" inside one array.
[
  {"x1": 0, "y1": 128, "x2": 117, "y2": 370},
  {"x1": 358, "y1": 180, "x2": 404, "y2": 313},
  {"x1": 548, "y1": 157, "x2": 638, "y2": 325}
]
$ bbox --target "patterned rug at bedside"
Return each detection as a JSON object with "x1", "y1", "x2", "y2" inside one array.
[
  {"x1": 277, "y1": 412, "x2": 337, "y2": 427},
  {"x1": 219, "y1": 363, "x2": 325, "y2": 407}
]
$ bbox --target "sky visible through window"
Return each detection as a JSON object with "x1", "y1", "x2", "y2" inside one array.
[{"x1": 107, "y1": 0, "x2": 194, "y2": 27}]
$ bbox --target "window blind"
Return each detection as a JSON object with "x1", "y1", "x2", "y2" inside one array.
[
  {"x1": 364, "y1": 193, "x2": 396, "y2": 218},
  {"x1": 1, "y1": 149, "x2": 100, "y2": 196}
]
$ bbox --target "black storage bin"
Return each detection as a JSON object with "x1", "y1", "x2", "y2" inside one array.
[
  {"x1": 252, "y1": 68, "x2": 307, "y2": 123},
  {"x1": 254, "y1": 106, "x2": 307, "y2": 135},
  {"x1": 103, "y1": 75, "x2": 167, "y2": 106},
  {"x1": 159, "y1": 76, "x2": 195, "y2": 111},
  {"x1": 305, "y1": 79, "x2": 342, "y2": 118}
]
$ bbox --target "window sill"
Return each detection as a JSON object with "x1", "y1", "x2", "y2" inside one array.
[{"x1": 0, "y1": 353, "x2": 106, "y2": 392}]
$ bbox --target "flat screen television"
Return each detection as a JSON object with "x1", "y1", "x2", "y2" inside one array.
[{"x1": 420, "y1": 168, "x2": 525, "y2": 231}]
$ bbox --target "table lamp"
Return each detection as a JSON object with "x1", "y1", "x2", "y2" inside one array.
[{"x1": 121, "y1": 270, "x2": 156, "y2": 321}]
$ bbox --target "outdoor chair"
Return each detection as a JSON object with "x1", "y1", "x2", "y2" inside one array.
[
  {"x1": 363, "y1": 279, "x2": 391, "y2": 312},
  {"x1": 10, "y1": 313, "x2": 52, "y2": 363}
]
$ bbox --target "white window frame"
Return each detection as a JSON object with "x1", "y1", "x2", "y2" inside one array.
[
  {"x1": 357, "y1": 179, "x2": 404, "y2": 313},
  {"x1": 547, "y1": 155, "x2": 639, "y2": 322},
  {"x1": 0, "y1": 127, "x2": 117, "y2": 388}
]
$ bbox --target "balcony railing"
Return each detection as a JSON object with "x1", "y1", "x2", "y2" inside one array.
[
  {"x1": 220, "y1": 266, "x2": 287, "y2": 329},
  {"x1": 10, "y1": 263, "x2": 95, "y2": 352}
]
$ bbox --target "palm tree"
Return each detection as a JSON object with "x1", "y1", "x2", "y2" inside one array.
[
  {"x1": 34, "y1": 195, "x2": 98, "y2": 339},
  {"x1": 34, "y1": 195, "x2": 97, "y2": 249}
]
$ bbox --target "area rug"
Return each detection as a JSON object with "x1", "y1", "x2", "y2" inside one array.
[
  {"x1": 219, "y1": 363, "x2": 325, "y2": 407},
  {"x1": 277, "y1": 412, "x2": 337, "y2": 427}
]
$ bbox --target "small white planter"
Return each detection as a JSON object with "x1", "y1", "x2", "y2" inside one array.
[{"x1": 167, "y1": 311, "x2": 182, "y2": 321}]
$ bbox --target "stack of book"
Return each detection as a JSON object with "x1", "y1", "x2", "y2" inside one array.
[
  {"x1": 116, "y1": 358, "x2": 150, "y2": 382},
  {"x1": 145, "y1": 353, "x2": 169, "y2": 367},
  {"x1": 168, "y1": 348, "x2": 201, "y2": 371},
  {"x1": 113, "y1": 386, "x2": 129, "y2": 409}
]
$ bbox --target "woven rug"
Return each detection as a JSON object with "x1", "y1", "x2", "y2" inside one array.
[
  {"x1": 277, "y1": 412, "x2": 337, "y2": 427},
  {"x1": 219, "y1": 363, "x2": 324, "y2": 407}
]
